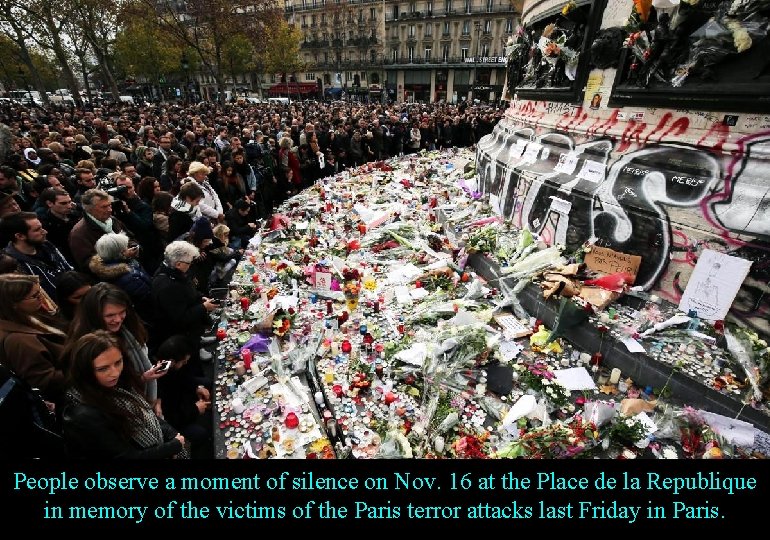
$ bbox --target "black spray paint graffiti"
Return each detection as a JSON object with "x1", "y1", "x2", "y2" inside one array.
[
  {"x1": 476, "y1": 122, "x2": 770, "y2": 336},
  {"x1": 478, "y1": 120, "x2": 729, "y2": 289}
]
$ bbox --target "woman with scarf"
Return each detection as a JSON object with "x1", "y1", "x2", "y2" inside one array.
[
  {"x1": 65, "y1": 283, "x2": 166, "y2": 417},
  {"x1": 62, "y1": 331, "x2": 186, "y2": 459},
  {"x1": 134, "y1": 146, "x2": 155, "y2": 179},
  {"x1": 0, "y1": 274, "x2": 68, "y2": 406}
]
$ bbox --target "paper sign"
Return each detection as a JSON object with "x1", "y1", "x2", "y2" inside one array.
[
  {"x1": 621, "y1": 336, "x2": 647, "y2": 353},
  {"x1": 494, "y1": 314, "x2": 532, "y2": 339},
  {"x1": 318, "y1": 152, "x2": 325, "y2": 169},
  {"x1": 394, "y1": 285, "x2": 412, "y2": 305},
  {"x1": 553, "y1": 367, "x2": 597, "y2": 391},
  {"x1": 554, "y1": 152, "x2": 579, "y2": 175},
  {"x1": 521, "y1": 142, "x2": 542, "y2": 164},
  {"x1": 510, "y1": 139, "x2": 528, "y2": 160},
  {"x1": 577, "y1": 159, "x2": 606, "y2": 183},
  {"x1": 315, "y1": 271, "x2": 332, "y2": 290},
  {"x1": 489, "y1": 193, "x2": 502, "y2": 216},
  {"x1": 549, "y1": 196, "x2": 572, "y2": 216},
  {"x1": 679, "y1": 249, "x2": 752, "y2": 321},
  {"x1": 584, "y1": 245, "x2": 642, "y2": 278},
  {"x1": 698, "y1": 410, "x2": 755, "y2": 447},
  {"x1": 498, "y1": 340, "x2": 523, "y2": 362}
]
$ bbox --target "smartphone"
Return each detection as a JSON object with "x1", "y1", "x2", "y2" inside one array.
[{"x1": 155, "y1": 360, "x2": 172, "y2": 373}]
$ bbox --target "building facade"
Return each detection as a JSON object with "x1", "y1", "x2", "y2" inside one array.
[{"x1": 284, "y1": 0, "x2": 521, "y2": 103}]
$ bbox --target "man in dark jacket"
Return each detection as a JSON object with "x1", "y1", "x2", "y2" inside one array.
[
  {"x1": 0, "y1": 212, "x2": 73, "y2": 297},
  {"x1": 225, "y1": 199, "x2": 258, "y2": 249},
  {"x1": 38, "y1": 187, "x2": 78, "y2": 265},
  {"x1": 68, "y1": 188, "x2": 131, "y2": 272}
]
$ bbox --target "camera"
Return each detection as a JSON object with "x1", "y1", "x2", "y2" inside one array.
[{"x1": 105, "y1": 184, "x2": 129, "y2": 199}]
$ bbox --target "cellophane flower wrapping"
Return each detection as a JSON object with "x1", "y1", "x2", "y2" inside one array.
[{"x1": 671, "y1": 15, "x2": 769, "y2": 87}]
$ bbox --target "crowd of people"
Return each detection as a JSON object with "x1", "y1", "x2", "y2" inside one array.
[{"x1": 0, "y1": 98, "x2": 502, "y2": 459}]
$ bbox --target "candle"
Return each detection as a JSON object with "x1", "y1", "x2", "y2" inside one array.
[
  {"x1": 231, "y1": 397, "x2": 245, "y2": 414},
  {"x1": 241, "y1": 348, "x2": 252, "y2": 371},
  {"x1": 609, "y1": 368, "x2": 622, "y2": 385},
  {"x1": 240, "y1": 297, "x2": 250, "y2": 311}
]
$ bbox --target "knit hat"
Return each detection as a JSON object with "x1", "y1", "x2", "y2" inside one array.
[{"x1": 189, "y1": 216, "x2": 214, "y2": 242}]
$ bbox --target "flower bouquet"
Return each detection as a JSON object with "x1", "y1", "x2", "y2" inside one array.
[
  {"x1": 496, "y1": 417, "x2": 598, "y2": 458},
  {"x1": 342, "y1": 267, "x2": 361, "y2": 311},
  {"x1": 272, "y1": 307, "x2": 297, "y2": 338},
  {"x1": 514, "y1": 362, "x2": 570, "y2": 408}
]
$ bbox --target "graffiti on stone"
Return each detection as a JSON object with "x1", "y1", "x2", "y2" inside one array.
[{"x1": 476, "y1": 120, "x2": 770, "y2": 337}]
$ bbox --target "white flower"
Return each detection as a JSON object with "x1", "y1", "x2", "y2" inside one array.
[
  {"x1": 542, "y1": 379, "x2": 551, "y2": 386},
  {"x1": 567, "y1": 404, "x2": 575, "y2": 413},
  {"x1": 547, "y1": 388, "x2": 554, "y2": 396},
  {"x1": 624, "y1": 418, "x2": 636, "y2": 428}
]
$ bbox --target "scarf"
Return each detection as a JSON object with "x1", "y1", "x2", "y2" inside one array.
[
  {"x1": 87, "y1": 213, "x2": 115, "y2": 234},
  {"x1": 120, "y1": 328, "x2": 156, "y2": 401},
  {"x1": 69, "y1": 385, "x2": 164, "y2": 451}
]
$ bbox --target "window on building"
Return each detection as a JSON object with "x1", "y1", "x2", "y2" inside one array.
[
  {"x1": 408, "y1": 46, "x2": 414, "y2": 61},
  {"x1": 358, "y1": 9, "x2": 363, "y2": 21},
  {"x1": 465, "y1": 0, "x2": 471, "y2": 14},
  {"x1": 505, "y1": 18, "x2": 513, "y2": 33},
  {"x1": 324, "y1": 52, "x2": 328, "y2": 63},
  {"x1": 302, "y1": 15, "x2": 306, "y2": 27},
  {"x1": 484, "y1": 20, "x2": 491, "y2": 33},
  {"x1": 486, "y1": 0, "x2": 493, "y2": 12},
  {"x1": 312, "y1": 0, "x2": 316, "y2": 7},
  {"x1": 410, "y1": 2, "x2": 416, "y2": 13},
  {"x1": 370, "y1": 50, "x2": 376, "y2": 62},
  {"x1": 445, "y1": 0, "x2": 452, "y2": 13},
  {"x1": 305, "y1": 73, "x2": 316, "y2": 81},
  {"x1": 461, "y1": 47, "x2": 468, "y2": 60},
  {"x1": 462, "y1": 20, "x2": 470, "y2": 35},
  {"x1": 442, "y1": 44, "x2": 450, "y2": 61},
  {"x1": 324, "y1": 73, "x2": 331, "y2": 84},
  {"x1": 427, "y1": 1, "x2": 433, "y2": 15},
  {"x1": 393, "y1": 5, "x2": 399, "y2": 18},
  {"x1": 347, "y1": 71, "x2": 354, "y2": 82},
  {"x1": 409, "y1": 24, "x2": 415, "y2": 37},
  {"x1": 425, "y1": 24, "x2": 432, "y2": 36},
  {"x1": 392, "y1": 48, "x2": 398, "y2": 62},
  {"x1": 425, "y1": 46, "x2": 432, "y2": 60},
  {"x1": 443, "y1": 22, "x2": 450, "y2": 35},
  {"x1": 370, "y1": 7, "x2": 375, "y2": 19},
  {"x1": 311, "y1": 14, "x2": 316, "y2": 26},
  {"x1": 481, "y1": 43, "x2": 489, "y2": 56}
]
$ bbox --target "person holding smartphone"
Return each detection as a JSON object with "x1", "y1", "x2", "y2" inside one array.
[
  {"x1": 65, "y1": 283, "x2": 167, "y2": 417},
  {"x1": 62, "y1": 331, "x2": 187, "y2": 459},
  {"x1": 155, "y1": 335, "x2": 213, "y2": 458}
]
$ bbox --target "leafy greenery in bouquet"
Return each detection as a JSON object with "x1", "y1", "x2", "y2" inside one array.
[
  {"x1": 513, "y1": 361, "x2": 570, "y2": 408},
  {"x1": 606, "y1": 415, "x2": 648, "y2": 447},
  {"x1": 466, "y1": 224, "x2": 498, "y2": 255},
  {"x1": 496, "y1": 417, "x2": 599, "y2": 459}
]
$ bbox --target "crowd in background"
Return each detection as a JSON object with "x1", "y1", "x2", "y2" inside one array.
[{"x1": 0, "y1": 98, "x2": 502, "y2": 459}]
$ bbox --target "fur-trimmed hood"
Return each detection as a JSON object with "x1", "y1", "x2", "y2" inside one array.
[{"x1": 88, "y1": 255, "x2": 130, "y2": 279}]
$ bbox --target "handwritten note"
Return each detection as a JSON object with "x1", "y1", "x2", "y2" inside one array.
[
  {"x1": 584, "y1": 245, "x2": 642, "y2": 277},
  {"x1": 554, "y1": 152, "x2": 579, "y2": 175},
  {"x1": 679, "y1": 249, "x2": 752, "y2": 321}
]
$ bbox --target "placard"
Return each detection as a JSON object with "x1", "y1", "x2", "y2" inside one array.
[
  {"x1": 315, "y1": 271, "x2": 332, "y2": 290},
  {"x1": 577, "y1": 159, "x2": 605, "y2": 183},
  {"x1": 554, "y1": 152, "x2": 579, "y2": 175},
  {"x1": 521, "y1": 142, "x2": 542, "y2": 164},
  {"x1": 678, "y1": 249, "x2": 752, "y2": 321},
  {"x1": 584, "y1": 245, "x2": 641, "y2": 277},
  {"x1": 549, "y1": 196, "x2": 572, "y2": 216},
  {"x1": 509, "y1": 139, "x2": 528, "y2": 160}
]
